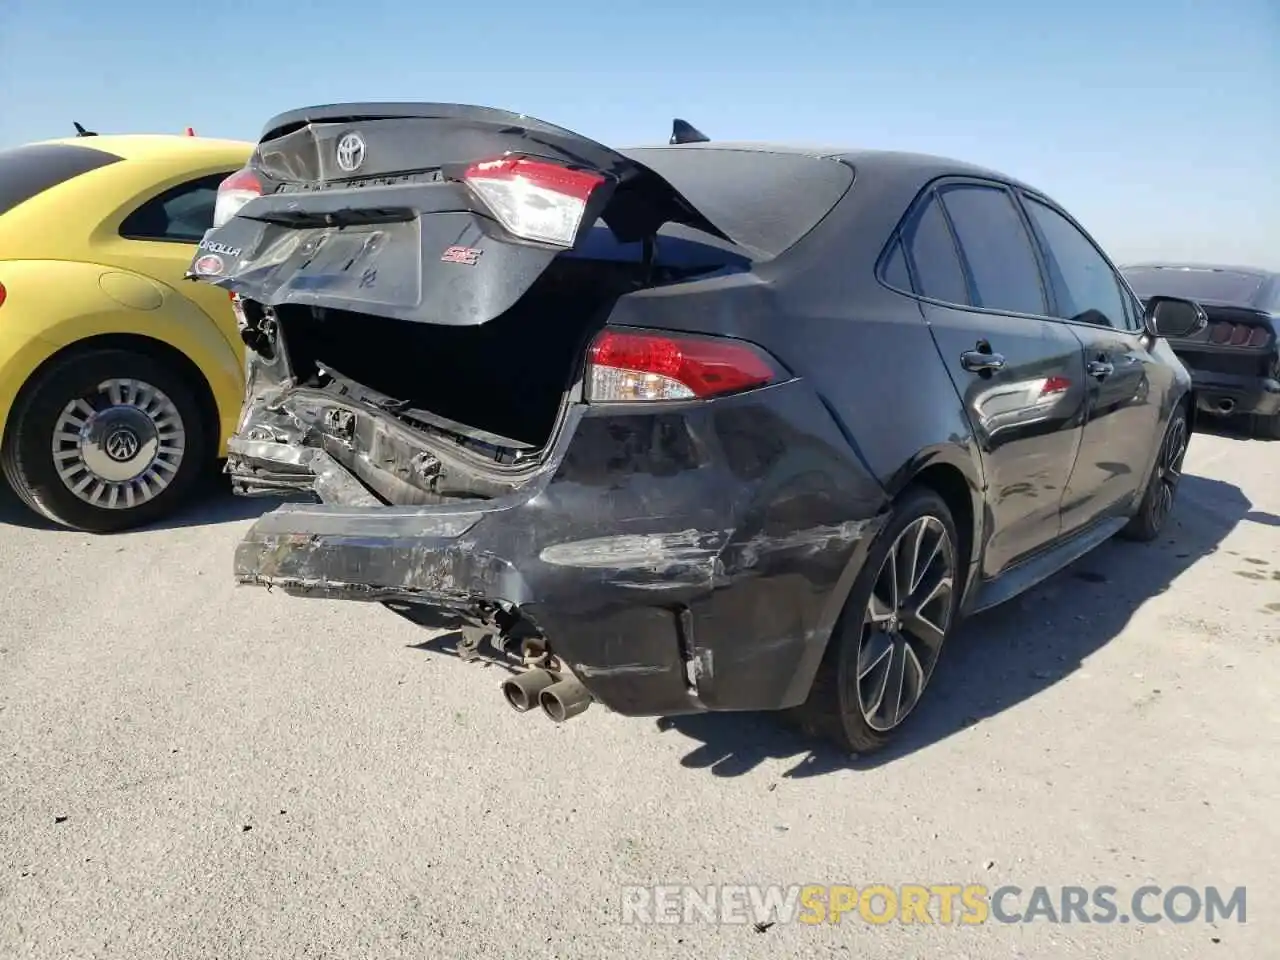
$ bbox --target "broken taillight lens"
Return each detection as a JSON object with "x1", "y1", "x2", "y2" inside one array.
[
  {"x1": 585, "y1": 329, "x2": 781, "y2": 402},
  {"x1": 463, "y1": 156, "x2": 605, "y2": 247},
  {"x1": 212, "y1": 168, "x2": 263, "y2": 228}
]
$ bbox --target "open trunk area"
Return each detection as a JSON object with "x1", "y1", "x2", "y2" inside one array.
[{"x1": 276, "y1": 256, "x2": 652, "y2": 457}]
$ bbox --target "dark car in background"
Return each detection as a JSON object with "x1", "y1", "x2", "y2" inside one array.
[
  {"x1": 190, "y1": 103, "x2": 1207, "y2": 754},
  {"x1": 1121, "y1": 264, "x2": 1280, "y2": 439}
]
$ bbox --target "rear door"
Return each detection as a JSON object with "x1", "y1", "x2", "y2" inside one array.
[
  {"x1": 1019, "y1": 193, "x2": 1169, "y2": 535},
  {"x1": 900, "y1": 180, "x2": 1088, "y2": 578}
]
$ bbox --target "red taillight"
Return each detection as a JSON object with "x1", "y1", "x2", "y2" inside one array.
[
  {"x1": 212, "y1": 168, "x2": 262, "y2": 228},
  {"x1": 1208, "y1": 320, "x2": 1272, "y2": 348},
  {"x1": 463, "y1": 156, "x2": 606, "y2": 247},
  {"x1": 0, "y1": 281, "x2": 6, "y2": 309},
  {"x1": 585, "y1": 329, "x2": 780, "y2": 402}
]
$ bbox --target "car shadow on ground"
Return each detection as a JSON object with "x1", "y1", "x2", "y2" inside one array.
[
  {"x1": 653, "y1": 472, "x2": 1265, "y2": 779},
  {"x1": 0, "y1": 471, "x2": 281, "y2": 533}
]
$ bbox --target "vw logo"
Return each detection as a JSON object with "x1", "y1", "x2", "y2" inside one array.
[
  {"x1": 104, "y1": 427, "x2": 141, "y2": 463},
  {"x1": 335, "y1": 132, "x2": 366, "y2": 173}
]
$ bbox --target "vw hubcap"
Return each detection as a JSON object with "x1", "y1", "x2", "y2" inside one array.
[
  {"x1": 853, "y1": 515, "x2": 956, "y2": 733},
  {"x1": 51, "y1": 378, "x2": 186, "y2": 510},
  {"x1": 1150, "y1": 416, "x2": 1187, "y2": 529}
]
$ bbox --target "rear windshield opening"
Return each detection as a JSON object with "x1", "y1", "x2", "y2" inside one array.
[{"x1": 0, "y1": 143, "x2": 123, "y2": 218}]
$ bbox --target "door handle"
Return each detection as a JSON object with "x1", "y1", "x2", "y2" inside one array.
[
  {"x1": 1087, "y1": 360, "x2": 1114, "y2": 379},
  {"x1": 960, "y1": 350, "x2": 1006, "y2": 372}
]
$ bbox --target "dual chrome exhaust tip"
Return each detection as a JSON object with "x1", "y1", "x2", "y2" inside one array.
[{"x1": 501, "y1": 668, "x2": 593, "y2": 722}]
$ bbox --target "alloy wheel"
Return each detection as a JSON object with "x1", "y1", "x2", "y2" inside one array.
[
  {"x1": 852, "y1": 515, "x2": 956, "y2": 732},
  {"x1": 50, "y1": 378, "x2": 187, "y2": 510},
  {"x1": 1150, "y1": 415, "x2": 1188, "y2": 530}
]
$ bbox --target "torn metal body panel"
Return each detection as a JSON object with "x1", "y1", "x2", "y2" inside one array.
[{"x1": 233, "y1": 376, "x2": 890, "y2": 716}]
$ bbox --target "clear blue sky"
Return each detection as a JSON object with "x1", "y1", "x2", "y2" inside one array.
[{"x1": 2, "y1": 0, "x2": 1276, "y2": 267}]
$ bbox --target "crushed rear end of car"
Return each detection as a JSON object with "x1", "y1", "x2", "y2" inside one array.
[{"x1": 189, "y1": 104, "x2": 887, "y2": 721}]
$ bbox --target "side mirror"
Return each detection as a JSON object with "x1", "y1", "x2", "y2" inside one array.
[{"x1": 1143, "y1": 296, "x2": 1207, "y2": 340}]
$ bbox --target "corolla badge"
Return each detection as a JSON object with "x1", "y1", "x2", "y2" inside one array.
[{"x1": 335, "y1": 132, "x2": 366, "y2": 173}]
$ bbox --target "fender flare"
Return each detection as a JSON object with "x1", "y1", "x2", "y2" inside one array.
[{"x1": 0, "y1": 259, "x2": 243, "y2": 452}]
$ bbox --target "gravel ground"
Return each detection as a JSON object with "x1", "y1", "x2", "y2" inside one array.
[{"x1": 1, "y1": 428, "x2": 1277, "y2": 959}]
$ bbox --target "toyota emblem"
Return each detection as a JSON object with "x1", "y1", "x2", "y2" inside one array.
[{"x1": 335, "y1": 132, "x2": 366, "y2": 173}]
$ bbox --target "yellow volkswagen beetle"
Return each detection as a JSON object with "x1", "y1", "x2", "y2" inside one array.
[{"x1": 0, "y1": 131, "x2": 253, "y2": 532}]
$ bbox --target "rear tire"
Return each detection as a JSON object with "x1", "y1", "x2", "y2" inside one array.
[
  {"x1": 1249, "y1": 412, "x2": 1280, "y2": 440},
  {"x1": 1120, "y1": 404, "x2": 1189, "y2": 543},
  {"x1": 1, "y1": 349, "x2": 208, "y2": 533},
  {"x1": 790, "y1": 486, "x2": 961, "y2": 754}
]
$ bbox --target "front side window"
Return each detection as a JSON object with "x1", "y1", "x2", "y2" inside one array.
[
  {"x1": 1022, "y1": 197, "x2": 1127, "y2": 328},
  {"x1": 939, "y1": 184, "x2": 1047, "y2": 316},
  {"x1": 902, "y1": 193, "x2": 969, "y2": 305},
  {"x1": 119, "y1": 173, "x2": 230, "y2": 243}
]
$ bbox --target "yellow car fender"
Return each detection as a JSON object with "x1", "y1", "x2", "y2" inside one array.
[{"x1": 0, "y1": 259, "x2": 244, "y2": 456}]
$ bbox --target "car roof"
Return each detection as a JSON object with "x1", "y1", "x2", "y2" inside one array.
[
  {"x1": 33, "y1": 134, "x2": 253, "y2": 162},
  {"x1": 1120, "y1": 261, "x2": 1278, "y2": 281},
  {"x1": 1119, "y1": 263, "x2": 1280, "y2": 310},
  {"x1": 623, "y1": 141, "x2": 1041, "y2": 193}
]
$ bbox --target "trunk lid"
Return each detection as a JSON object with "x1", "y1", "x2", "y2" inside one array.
[{"x1": 186, "y1": 103, "x2": 736, "y2": 327}]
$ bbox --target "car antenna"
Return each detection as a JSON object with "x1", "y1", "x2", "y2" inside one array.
[
  {"x1": 670, "y1": 119, "x2": 709, "y2": 144},
  {"x1": 73, "y1": 121, "x2": 98, "y2": 137}
]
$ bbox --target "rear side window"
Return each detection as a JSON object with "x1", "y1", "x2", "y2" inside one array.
[
  {"x1": 1023, "y1": 197, "x2": 1127, "y2": 328},
  {"x1": 881, "y1": 239, "x2": 911, "y2": 290},
  {"x1": 619, "y1": 148, "x2": 854, "y2": 258},
  {"x1": 940, "y1": 184, "x2": 1047, "y2": 316},
  {"x1": 120, "y1": 173, "x2": 231, "y2": 243},
  {"x1": 903, "y1": 194, "x2": 969, "y2": 304},
  {"x1": 0, "y1": 143, "x2": 123, "y2": 217}
]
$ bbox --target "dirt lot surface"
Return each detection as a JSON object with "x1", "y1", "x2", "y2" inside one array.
[{"x1": 2, "y1": 428, "x2": 1277, "y2": 959}]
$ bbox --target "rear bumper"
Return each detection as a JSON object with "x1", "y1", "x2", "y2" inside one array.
[
  {"x1": 1171, "y1": 345, "x2": 1280, "y2": 418},
  {"x1": 1187, "y1": 371, "x2": 1280, "y2": 418},
  {"x1": 230, "y1": 384, "x2": 889, "y2": 716}
]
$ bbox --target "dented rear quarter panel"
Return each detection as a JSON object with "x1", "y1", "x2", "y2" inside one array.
[{"x1": 235, "y1": 378, "x2": 890, "y2": 715}]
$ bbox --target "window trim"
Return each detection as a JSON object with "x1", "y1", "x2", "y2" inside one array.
[
  {"x1": 877, "y1": 174, "x2": 1150, "y2": 337},
  {"x1": 878, "y1": 175, "x2": 1065, "y2": 323},
  {"x1": 117, "y1": 172, "x2": 234, "y2": 246},
  {"x1": 935, "y1": 180, "x2": 1052, "y2": 318},
  {"x1": 876, "y1": 183, "x2": 974, "y2": 307},
  {"x1": 1015, "y1": 188, "x2": 1142, "y2": 334}
]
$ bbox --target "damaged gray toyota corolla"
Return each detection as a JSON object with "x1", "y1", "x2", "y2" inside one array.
[{"x1": 189, "y1": 102, "x2": 1201, "y2": 753}]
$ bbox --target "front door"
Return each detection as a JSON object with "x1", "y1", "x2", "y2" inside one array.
[
  {"x1": 901, "y1": 182, "x2": 1088, "y2": 577},
  {"x1": 1018, "y1": 194, "x2": 1168, "y2": 534}
]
